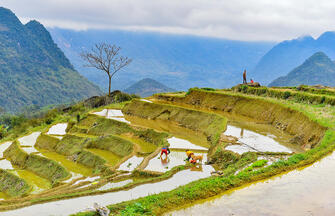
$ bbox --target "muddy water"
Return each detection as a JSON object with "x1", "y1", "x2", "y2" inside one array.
[
  {"x1": 152, "y1": 100, "x2": 302, "y2": 153},
  {"x1": 109, "y1": 117, "x2": 131, "y2": 124},
  {"x1": 125, "y1": 115, "x2": 209, "y2": 148},
  {"x1": 0, "y1": 192, "x2": 10, "y2": 200},
  {"x1": 0, "y1": 142, "x2": 14, "y2": 169},
  {"x1": 93, "y1": 109, "x2": 123, "y2": 118},
  {"x1": 47, "y1": 123, "x2": 68, "y2": 135},
  {"x1": 224, "y1": 123, "x2": 302, "y2": 154},
  {"x1": 18, "y1": 132, "x2": 41, "y2": 154},
  {"x1": 93, "y1": 109, "x2": 131, "y2": 123},
  {"x1": 0, "y1": 141, "x2": 12, "y2": 157},
  {"x1": 119, "y1": 134, "x2": 157, "y2": 153},
  {"x1": 86, "y1": 148, "x2": 121, "y2": 167},
  {"x1": 168, "y1": 137, "x2": 208, "y2": 151},
  {"x1": 97, "y1": 179, "x2": 133, "y2": 191},
  {"x1": 145, "y1": 151, "x2": 207, "y2": 172},
  {"x1": 168, "y1": 151, "x2": 335, "y2": 216},
  {"x1": 39, "y1": 150, "x2": 92, "y2": 177},
  {"x1": 1, "y1": 165, "x2": 214, "y2": 216},
  {"x1": 0, "y1": 159, "x2": 13, "y2": 169},
  {"x1": 140, "y1": 99, "x2": 153, "y2": 103},
  {"x1": 117, "y1": 156, "x2": 143, "y2": 171},
  {"x1": 11, "y1": 169, "x2": 51, "y2": 193}
]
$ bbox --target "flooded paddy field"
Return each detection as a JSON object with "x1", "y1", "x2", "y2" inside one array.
[
  {"x1": 168, "y1": 151, "x2": 335, "y2": 216},
  {"x1": 0, "y1": 89, "x2": 330, "y2": 216}
]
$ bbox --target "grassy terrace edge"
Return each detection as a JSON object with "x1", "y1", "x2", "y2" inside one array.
[{"x1": 72, "y1": 88, "x2": 335, "y2": 216}]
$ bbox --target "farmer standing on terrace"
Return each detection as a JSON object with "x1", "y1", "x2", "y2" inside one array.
[
  {"x1": 243, "y1": 69, "x2": 247, "y2": 84},
  {"x1": 160, "y1": 146, "x2": 170, "y2": 157},
  {"x1": 186, "y1": 149, "x2": 194, "y2": 161}
]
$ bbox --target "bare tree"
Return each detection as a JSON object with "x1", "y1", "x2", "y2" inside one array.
[{"x1": 80, "y1": 43, "x2": 132, "y2": 96}]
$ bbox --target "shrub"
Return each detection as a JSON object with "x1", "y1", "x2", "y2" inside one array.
[
  {"x1": 201, "y1": 87, "x2": 215, "y2": 91},
  {"x1": 283, "y1": 91, "x2": 291, "y2": 99}
]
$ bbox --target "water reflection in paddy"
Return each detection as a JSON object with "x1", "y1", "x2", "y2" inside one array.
[
  {"x1": 47, "y1": 123, "x2": 68, "y2": 135},
  {"x1": 125, "y1": 115, "x2": 209, "y2": 148},
  {"x1": 225, "y1": 125, "x2": 293, "y2": 153},
  {"x1": 117, "y1": 156, "x2": 143, "y2": 172},
  {"x1": 120, "y1": 134, "x2": 157, "y2": 153},
  {"x1": 145, "y1": 151, "x2": 207, "y2": 172},
  {"x1": 0, "y1": 141, "x2": 14, "y2": 169},
  {"x1": 39, "y1": 150, "x2": 92, "y2": 177},
  {"x1": 1, "y1": 165, "x2": 214, "y2": 216},
  {"x1": 168, "y1": 137, "x2": 208, "y2": 151},
  {"x1": 169, "y1": 151, "x2": 335, "y2": 216},
  {"x1": 11, "y1": 169, "x2": 51, "y2": 194},
  {"x1": 86, "y1": 148, "x2": 121, "y2": 167},
  {"x1": 0, "y1": 159, "x2": 13, "y2": 169},
  {"x1": 18, "y1": 132, "x2": 41, "y2": 154},
  {"x1": 0, "y1": 141, "x2": 12, "y2": 157},
  {"x1": 97, "y1": 179, "x2": 133, "y2": 191}
]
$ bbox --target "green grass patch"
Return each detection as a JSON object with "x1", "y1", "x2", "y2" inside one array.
[{"x1": 0, "y1": 169, "x2": 31, "y2": 197}]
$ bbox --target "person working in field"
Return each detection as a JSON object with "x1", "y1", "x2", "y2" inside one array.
[
  {"x1": 186, "y1": 149, "x2": 194, "y2": 161},
  {"x1": 160, "y1": 146, "x2": 170, "y2": 157},
  {"x1": 243, "y1": 69, "x2": 247, "y2": 84}
]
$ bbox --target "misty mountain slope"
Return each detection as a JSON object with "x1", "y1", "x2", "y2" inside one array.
[
  {"x1": 269, "y1": 52, "x2": 335, "y2": 87},
  {"x1": 251, "y1": 32, "x2": 335, "y2": 85},
  {"x1": 0, "y1": 7, "x2": 102, "y2": 112},
  {"x1": 48, "y1": 28, "x2": 274, "y2": 91},
  {"x1": 124, "y1": 78, "x2": 176, "y2": 97}
]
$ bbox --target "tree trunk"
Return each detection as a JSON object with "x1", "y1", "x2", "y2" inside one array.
[{"x1": 108, "y1": 76, "x2": 111, "y2": 96}]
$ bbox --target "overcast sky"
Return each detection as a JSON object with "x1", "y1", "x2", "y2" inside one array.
[{"x1": 2, "y1": 0, "x2": 335, "y2": 41}]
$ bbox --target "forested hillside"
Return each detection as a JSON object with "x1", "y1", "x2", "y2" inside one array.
[
  {"x1": 0, "y1": 7, "x2": 102, "y2": 112},
  {"x1": 269, "y1": 52, "x2": 335, "y2": 87}
]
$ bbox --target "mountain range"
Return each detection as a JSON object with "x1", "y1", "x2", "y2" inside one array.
[
  {"x1": 48, "y1": 28, "x2": 274, "y2": 91},
  {"x1": 269, "y1": 52, "x2": 335, "y2": 87},
  {"x1": 251, "y1": 32, "x2": 335, "y2": 85},
  {"x1": 0, "y1": 7, "x2": 102, "y2": 112}
]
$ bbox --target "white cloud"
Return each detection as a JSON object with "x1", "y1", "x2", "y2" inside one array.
[{"x1": 2, "y1": 0, "x2": 335, "y2": 41}]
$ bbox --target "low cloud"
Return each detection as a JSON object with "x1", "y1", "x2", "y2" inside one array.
[{"x1": 3, "y1": 0, "x2": 335, "y2": 41}]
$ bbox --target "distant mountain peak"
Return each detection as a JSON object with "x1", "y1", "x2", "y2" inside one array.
[
  {"x1": 251, "y1": 31, "x2": 335, "y2": 85},
  {"x1": 305, "y1": 51, "x2": 331, "y2": 62},
  {"x1": 317, "y1": 31, "x2": 335, "y2": 43},
  {"x1": 0, "y1": 7, "x2": 101, "y2": 112},
  {"x1": 269, "y1": 51, "x2": 335, "y2": 87},
  {"x1": 296, "y1": 35, "x2": 314, "y2": 41},
  {"x1": 124, "y1": 78, "x2": 176, "y2": 97},
  {"x1": 0, "y1": 7, "x2": 22, "y2": 30},
  {"x1": 25, "y1": 20, "x2": 44, "y2": 28}
]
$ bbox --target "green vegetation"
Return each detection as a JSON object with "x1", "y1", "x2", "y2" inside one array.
[
  {"x1": 81, "y1": 114, "x2": 169, "y2": 147},
  {"x1": 155, "y1": 88, "x2": 326, "y2": 149},
  {"x1": 84, "y1": 88, "x2": 333, "y2": 216},
  {"x1": 1, "y1": 83, "x2": 334, "y2": 215},
  {"x1": 0, "y1": 7, "x2": 102, "y2": 113},
  {"x1": 122, "y1": 99, "x2": 227, "y2": 149},
  {"x1": 1, "y1": 91, "x2": 136, "y2": 146},
  {"x1": 243, "y1": 159, "x2": 268, "y2": 172},
  {"x1": 3, "y1": 141, "x2": 70, "y2": 183},
  {"x1": 35, "y1": 134, "x2": 60, "y2": 151},
  {"x1": 296, "y1": 85, "x2": 335, "y2": 96},
  {"x1": 0, "y1": 169, "x2": 31, "y2": 197},
  {"x1": 269, "y1": 52, "x2": 335, "y2": 87},
  {"x1": 87, "y1": 135, "x2": 133, "y2": 157},
  {"x1": 233, "y1": 85, "x2": 335, "y2": 106}
]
